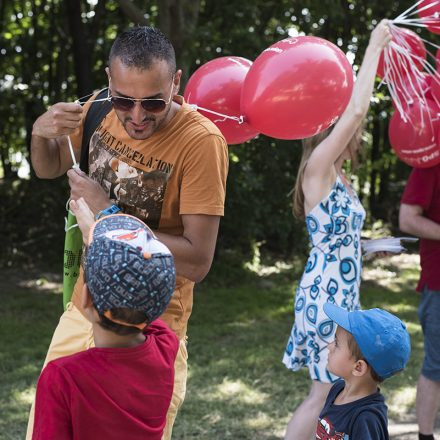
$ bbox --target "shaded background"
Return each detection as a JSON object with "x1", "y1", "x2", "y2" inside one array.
[{"x1": 0, "y1": 0, "x2": 429, "y2": 270}]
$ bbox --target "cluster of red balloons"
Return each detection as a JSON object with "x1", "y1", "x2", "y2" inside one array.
[
  {"x1": 382, "y1": 3, "x2": 440, "y2": 168},
  {"x1": 184, "y1": 36, "x2": 354, "y2": 144}
]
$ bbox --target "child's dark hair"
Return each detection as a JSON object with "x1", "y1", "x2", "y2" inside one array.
[
  {"x1": 346, "y1": 332, "x2": 384, "y2": 383},
  {"x1": 84, "y1": 270, "x2": 149, "y2": 335},
  {"x1": 98, "y1": 308, "x2": 149, "y2": 336}
]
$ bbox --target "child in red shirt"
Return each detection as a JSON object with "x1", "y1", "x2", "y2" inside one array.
[{"x1": 33, "y1": 199, "x2": 178, "y2": 440}]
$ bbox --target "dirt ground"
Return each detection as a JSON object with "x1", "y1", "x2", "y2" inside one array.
[{"x1": 389, "y1": 412, "x2": 440, "y2": 439}]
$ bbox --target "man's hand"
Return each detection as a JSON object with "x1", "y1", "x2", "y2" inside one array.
[
  {"x1": 32, "y1": 102, "x2": 83, "y2": 139},
  {"x1": 70, "y1": 197, "x2": 95, "y2": 244},
  {"x1": 67, "y1": 168, "x2": 112, "y2": 215}
]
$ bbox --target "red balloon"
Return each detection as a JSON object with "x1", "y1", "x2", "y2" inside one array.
[
  {"x1": 389, "y1": 100, "x2": 440, "y2": 168},
  {"x1": 429, "y1": 72, "x2": 440, "y2": 105},
  {"x1": 417, "y1": 0, "x2": 440, "y2": 35},
  {"x1": 392, "y1": 72, "x2": 432, "y2": 109},
  {"x1": 377, "y1": 28, "x2": 426, "y2": 79},
  {"x1": 184, "y1": 56, "x2": 259, "y2": 145},
  {"x1": 240, "y1": 36, "x2": 353, "y2": 140}
]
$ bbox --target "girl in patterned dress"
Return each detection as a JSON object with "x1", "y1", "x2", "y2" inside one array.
[{"x1": 283, "y1": 20, "x2": 392, "y2": 440}]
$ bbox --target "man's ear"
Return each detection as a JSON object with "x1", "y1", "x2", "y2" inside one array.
[
  {"x1": 352, "y1": 359, "x2": 369, "y2": 377},
  {"x1": 173, "y1": 69, "x2": 182, "y2": 94}
]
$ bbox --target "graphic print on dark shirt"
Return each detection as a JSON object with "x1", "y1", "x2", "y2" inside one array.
[
  {"x1": 316, "y1": 380, "x2": 389, "y2": 440},
  {"x1": 88, "y1": 126, "x2": 173, "y2": 230}
]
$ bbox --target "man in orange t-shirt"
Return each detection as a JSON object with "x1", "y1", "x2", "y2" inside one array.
[{"x1": 29, "y1": 26, "x2": 228, "y2": 440}]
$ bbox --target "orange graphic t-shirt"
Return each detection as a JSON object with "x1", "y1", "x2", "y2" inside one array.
[{"x1": 69, "y1": 95, "x2": 229, "y2": 338}]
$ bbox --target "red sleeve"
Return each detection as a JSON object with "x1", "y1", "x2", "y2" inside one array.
[
  {"x1": 146, "y1": 319, "x2": 179, "y2": 365},
  {"x1": 401, "y1": 167, "x2": 436, "y2": 210},
  {"x1": 33, "y1": 363, "x2": 73, "y2": 440}
]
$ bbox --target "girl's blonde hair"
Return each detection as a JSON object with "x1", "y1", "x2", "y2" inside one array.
[{"x1": 292, "y1": 124, "x2": 363, "y2": 219}]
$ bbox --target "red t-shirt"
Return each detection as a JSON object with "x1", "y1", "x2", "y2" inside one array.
[
  {"x1": 32, "y1": 319, "x2": 178, "y2": 440},
  {"x1": 401, "y1": 164, "x2": 440, "y2": 291}
]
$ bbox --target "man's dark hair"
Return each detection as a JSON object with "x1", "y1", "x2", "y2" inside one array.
[{"x1": 109, "y1": 26, "x2": 176, "y2": 75}]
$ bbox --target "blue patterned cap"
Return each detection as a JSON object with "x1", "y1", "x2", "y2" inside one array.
[{"x1": 85, "y1": 214, "x2": 176, "y2": 323}]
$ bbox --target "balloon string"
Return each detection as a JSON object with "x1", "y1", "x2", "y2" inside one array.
[
  {"x1": 392, "y1": 20, "x2": 436, "y2": 28},
  {"x1": 64, "y1": 198, "x2": 79, "y2": 231},
  {"x1": 189, "y1": 104, "x2": 244, "y2": 124},
  {"x1": 394, "y1": 0, "x2": 424, "y2": 21},
  {"x1": 381, "y1": 24, "x2": 436, "y2": 136},
  {"x1": 418, "y1": 36, "x2": 440, "y2": 51},
  {"x1": 396, "y1": 0, "x2": 438, "y2": 21},
  {"x1": 66, "y1": 135, "x2": 80, "y2": 169}
]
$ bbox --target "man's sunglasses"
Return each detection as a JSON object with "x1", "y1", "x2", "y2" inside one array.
[{"x1": 109, "y1": 75, "x2": 175, "y2": 114}]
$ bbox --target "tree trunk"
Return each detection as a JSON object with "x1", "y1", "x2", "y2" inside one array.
[
  {"x1": 369, "y1": 118, "x2": 381, "y2": 218},
  {"x1": 377, "y1": 122, "x2": 391, "y2": 221},
  {"x1": 116, "y1": 0, "x2": 148, "y2": 25},
  {"x1": 65, "y1": 0, "x2": 93, "y2": 96},
  {"x1": 158, "y1": 0, "x2": 200, "y2": 85}
]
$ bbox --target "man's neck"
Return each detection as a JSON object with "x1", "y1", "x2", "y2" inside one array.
[
  {"x1": 334, "y1": 376, "x2": 378, "y2": 405},
  {"x1": 92, "y1": 322, "x2": 146, "y2": 349}
]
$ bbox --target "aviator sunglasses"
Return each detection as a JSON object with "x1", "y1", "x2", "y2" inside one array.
[
  {"x1": 109, "y1": 75, "x2": 175, "y2": 114},
  {"x1": 75, "y1": 75, "x2": 176, "y2": 114}
]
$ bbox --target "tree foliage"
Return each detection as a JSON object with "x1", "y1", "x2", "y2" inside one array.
[{"x1": 0, "y1": 0, "x2": 429, "y2": 267}]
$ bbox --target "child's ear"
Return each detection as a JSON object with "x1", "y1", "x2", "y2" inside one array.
[{"x1": 352, "y1": 359, "x2": 369, "y2": 377}]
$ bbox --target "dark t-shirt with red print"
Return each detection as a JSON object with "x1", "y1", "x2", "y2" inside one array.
[{"x1": 316, "y1": 380, "x2": 388, "y2": 440}]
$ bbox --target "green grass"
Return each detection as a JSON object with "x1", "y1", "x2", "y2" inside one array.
[
  {"x1": 0, "y1": 275, "x2": 63, "y2": 440},
  {"x1": 0, "y1": 255, "x2": 423, "y2": 439}
]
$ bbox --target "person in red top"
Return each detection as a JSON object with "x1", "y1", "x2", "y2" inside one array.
[
  {"x1": 399, "y1": 163, "x2": 440, "y2": 440},
  {"x1": 33, "y1": 199, "x2": 178, "y2": 440}
]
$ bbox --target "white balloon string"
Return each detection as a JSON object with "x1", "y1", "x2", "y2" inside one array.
[
  {"x1": 66, "y1": 135, "x2": 79, "y2": 169},
  {"x1": 75, "y1": 88, "x2": 111, "y2": 105},
  {"x1": 385, "y1": 29, "x2": 416, "y2": 118},
  {"x1": 188, "y1": 103, "x2": 244, "y2": 124},
  {"x1": 383, "y1": 25, "x2": 432, "y2": 124},
  {"x1": 394, "y1": 0, "x2": 424, "y2": 21},
  {"x1": 64, "y1": 218, "x2": 79, "y2": 232},
  {"x1": 64, "y1": 198, "x2": 79, "y2": 231},
  {"x1": 419, "y1": 36, "x2": 440, "y2": 50},
  {"x1": 398, "y1": 0, "x2": 439, "y2": 20}
]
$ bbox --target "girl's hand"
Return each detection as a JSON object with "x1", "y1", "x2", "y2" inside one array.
[{"x1": 369, "y1": 19, "x2": 392, "y2": 51}]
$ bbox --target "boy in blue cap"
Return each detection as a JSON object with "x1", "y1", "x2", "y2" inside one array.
[{"x1": 315, "y1": 303, "x2": 411, "y2": 440}]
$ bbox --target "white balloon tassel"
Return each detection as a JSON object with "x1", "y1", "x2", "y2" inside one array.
[
  {"x1": 67, "y1": 135, "x2": 79, "y2": 169},
  {"x1": 384, "y1": 24, "x2": 434, "y2": 135},
  {"x1": 188, "y1": 103, "x2": 244, "y2": 124},
  {"x1": 394, "y1": 0, "x2": 425, "y2": 21}
]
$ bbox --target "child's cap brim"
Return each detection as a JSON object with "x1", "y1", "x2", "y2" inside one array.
[{"x1": 323, "y1": 303, "x2": 352, "y2": 333}]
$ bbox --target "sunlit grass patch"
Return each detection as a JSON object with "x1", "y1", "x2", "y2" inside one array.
[
  {"x1": 0, "y1": 254, "x2": 425, "y2": 439},
  {"x1": 385, "y1": 385, "x2": 416, "y2": 415}
]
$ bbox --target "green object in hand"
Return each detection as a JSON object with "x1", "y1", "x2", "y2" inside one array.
[{"x1": 63, "y1": 211, "x2": 83, "y2": 309}]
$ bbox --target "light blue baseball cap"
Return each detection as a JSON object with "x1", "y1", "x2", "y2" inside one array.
[{"x1": 323, "y1": 303, "x2": 411, "y2": 379}]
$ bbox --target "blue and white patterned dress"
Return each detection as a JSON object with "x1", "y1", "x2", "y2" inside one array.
[{"x1": 283, "y1": 176, "x2": 366, "y2": 383}]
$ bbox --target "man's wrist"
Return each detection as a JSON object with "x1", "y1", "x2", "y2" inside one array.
[{"x1": 95, "y1": 204, "x2": 121, "y2": 220}]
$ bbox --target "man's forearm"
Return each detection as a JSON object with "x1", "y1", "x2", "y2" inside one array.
[
  {"x1": 400, "y1": 214, "x2": 440, "y2": 241},
  {"x1": 155, "y1": 231, "x2": 214, "y2": 283},
  {"x1": 31, "y1": 135, "x2": 69, "y2": 179}
]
